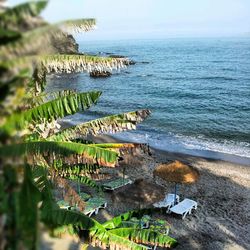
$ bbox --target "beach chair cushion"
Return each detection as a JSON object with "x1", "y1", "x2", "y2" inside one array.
[
  {"x1": 153, "y1": 193, "x2": 180, "y2": 209},
  {"x1": 103, "y1": 178, "x2": 132, "y2": 190},
  {"x1": 84, "y1": 197, "x2": 107, "y2": 217},
  {"x1": 170, "y1": 198, "x2": 197, "y2": 219},
  {"x1": 79, "y1": 192, "x2": 91, "y2": 201},
  {"x1": 57, "y1": 192, "x2": 91, "y2": 210}
]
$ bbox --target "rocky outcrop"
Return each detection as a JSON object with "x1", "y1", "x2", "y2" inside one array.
[
  {"x1": 89, "y1": 70, "x2": 112, "y2": 78},
  {"x1": 109, "y1": 55, "x2": 136, "y2": 65},
  {"x1": 51, "y1": 34, "x2": 79, "y2": 54}
]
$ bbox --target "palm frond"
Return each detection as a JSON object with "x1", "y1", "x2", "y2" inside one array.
[
  {"x1": 18, "y1": 165, "x2": 41, "y2": 249},
  {"x1": 51, "y1": 161, "x2": 103, "y2": 174},
  {"x1": 33, "y1": 168, "x2": 53, "y2": 199},
  {"x1": 2, "y1": 53, "x2": 129, "y2": 85},
  {"x1": 0, "y1": 141, "x2": 118, "y2": 167},
  {"x1": 109, "y1": 228, "x2": 178, "y2": 248},
  {"x1": 23, "y1": 89, "x2": 78, "y2": 109},
  {"x1": 48, "y1": 110, "x2": 151, "y2": 141},
  {"x1": 0, "y1": 24, "x2": 64, "y2": 60},
  {"x1": 41, "y1": 54, "x2": 129, "y2": 74},
  {"x1": 103, "y1": 209, "x2": 153, "y2": 230},
  {"x1": 65, "y1": 175, "x2": 101, "y2": 191},
  {"x1": 59, "y1": 19, "x2": 96, "y2": 33},
  {"x1": 3, "y1": 91, "x2": 101, "y2": 134},
  {"x1": 0, "y1": 17, "x2": 97, "y2": 60},
  {"x1": 0, "y1": 27, "x2": 21, "y2": 45},
  {"x1": 41, "y1": 208, "x2": 148, "y2": 250},
  {"x1": 0, "y1": 1, "x2": 48, "y2": 32}
]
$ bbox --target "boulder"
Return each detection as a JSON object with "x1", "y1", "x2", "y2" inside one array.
[
  {"x1": 89, "y1": 70, "x2": 112, "y2": 78},
  {"x1": 109, "y1": 55, "x2": 136, "y2": 65}
]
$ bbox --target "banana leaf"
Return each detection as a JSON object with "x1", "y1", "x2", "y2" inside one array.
[
  {"x1": 0, "y1": 141, "x2": 119, "y2": 167},
  {"x1": 2, "y1": 91, "x2": 101, "y2": 134},
  {"x1": 0, "y1": 1, "x2": 48, "y2": 32},
  {"x1": 48, "y1": 109, "x2": 151, "y2": 141},
  {"x1": 109, "y1": 228, "x2": 178, "y2": 248}
]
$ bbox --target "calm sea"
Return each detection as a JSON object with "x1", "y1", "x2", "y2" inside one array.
[{"x1": 46, "y1": 38, "x2": 250, "y2": 164}]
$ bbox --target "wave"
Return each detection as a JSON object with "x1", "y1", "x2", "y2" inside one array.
[
  {"x1": 137, "y1": 74, "x2": 153, "y2": 77},
  {"x1": 112, "y1": 130, "x2": 250, "y2": 163},
  {"x1": 160, "y1": 76, "x2": 237, "y2": 81},
  {"x1": 196, "y1": 76, "x2": 236, "y2": 81}
]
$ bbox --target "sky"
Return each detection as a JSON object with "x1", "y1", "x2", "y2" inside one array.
[{"x1": 8, "y1": 0, "x2": 250, "y2": 40}]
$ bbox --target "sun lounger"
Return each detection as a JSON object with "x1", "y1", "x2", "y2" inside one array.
[
  {"x1": 79, "y1": 192, "x2": 91, "y2": 201},
  {"x1": 153, "y1": 193, "x2": 180, "y2": 212},
  {"x1": 83, "y1": 197, "x2": 107, "y2": 217},
  {"x1": 102, "y1": 178, "x2": 132, "y2": 191},
  {"x1": 169, "y1": 198, "x2": 197, "y2": 219},
  {"x1": 57, "y1": 192, "x2": 91, "y2": 211}
]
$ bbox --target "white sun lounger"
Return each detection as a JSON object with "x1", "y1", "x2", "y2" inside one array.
[
  {"x1": 169, "y1": 198, "x2": 197, "y2": 219},
  {"x1": 153, "y1": 193, "x2": 180, "y2": 212}
]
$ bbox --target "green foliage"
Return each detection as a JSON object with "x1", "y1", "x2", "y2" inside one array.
[
  {"x1": 59, "y1": 18, "x2": 96, "y2": 33},
  {"x1": 41, "y1": 54, "x2": 128, "y2": 74},
  {"x1": 40, "y1": 208, "x2": 149, "y2": 249},
  {"x1": 103, "y1": 209, "x2": 153, "y2": 230},
  {"x1": 54, "y1": 163, "x2": 102, "y2": 174},
  {"x1": 3, "y1": 91, "x2": 101, "y2": 134},
  {"x1": 0, "y1": 141, "x2": 118, "y2": 166},
  {"x1": 66, "y1": 175, "x2": 101, "y2": 191},
  {"x1": 109, "y1": 228, "x2": 178, "y2": 248},
  {"x1": 0, "y1": 27, "x2": 21, "y2": 45},
  {"x1": 18, "y1": 166, "x2": 41, "y2": 249},
  {"x1": 0, "y1": 1, "x2": 48, "y2": 31},
  {"x1": 0, "y1": 1, "x2": 177, "y2": 250},
  {"x1": 49, "y1": 109, "x2": 151, "y2": 141}
]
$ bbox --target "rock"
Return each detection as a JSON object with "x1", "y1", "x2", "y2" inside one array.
[
  {"x1": 89, "y1": 70, "x2": 112, "y2": 78},
  {"x1": 108, "y1": 55, "x2": 136, "y2": 65},
  {"x1": 51, "y1": 34, "x2": 79, "y2": 54}
]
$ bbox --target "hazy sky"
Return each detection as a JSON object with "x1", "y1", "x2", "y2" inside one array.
[{"x1": 8, "y1": 0, "x2": 250, "y2": 40}]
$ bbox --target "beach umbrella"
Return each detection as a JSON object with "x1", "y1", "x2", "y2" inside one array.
[{"x1": 153, "y1": 160, "x2": 199, "y2": 204}]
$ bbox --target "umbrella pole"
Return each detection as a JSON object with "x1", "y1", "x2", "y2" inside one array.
[
  {"x1": 174, "y1": 183, "x2": 178, "y2": 205},
  {"x1": 122, "y1": 167, "x2": 125, "y2": 185},
  {"x1": 77, "y1": 177, "x2": 80, "y2": 195}
]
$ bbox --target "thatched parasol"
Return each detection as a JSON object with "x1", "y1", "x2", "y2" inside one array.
[{"x1": 153, "y1": 160, "x2": 199, "y2": 204}]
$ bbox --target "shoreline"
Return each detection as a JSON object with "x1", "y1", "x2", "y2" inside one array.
[{"x1": 91, "y1": 133, "x2": 250, "y2": 167}]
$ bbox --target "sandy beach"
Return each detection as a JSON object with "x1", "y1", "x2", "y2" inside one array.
[
  {"x1": 42, "y1": 135, "x2": 250, "y2": 250},
  {"x1": 89, "y1": 135, "x2": 250, "y2": 250}
]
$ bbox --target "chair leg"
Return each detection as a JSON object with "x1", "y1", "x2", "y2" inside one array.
[
  {"x1": 182, "y1": 211, "x2": 188, "y2": 219},
  {"x1": 95, "y1": 208, "x2": 99, "y2": 215},
  {"x1": 166, "y1": 205, "x2": 171, "y2": 214},
  {"x1": 88, "y1": 211, "x2": 94, "y2": 217}
]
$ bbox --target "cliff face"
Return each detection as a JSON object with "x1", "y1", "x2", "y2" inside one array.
[{"x1": 51, "y1": 33, "x2": 79, "y2": 54}]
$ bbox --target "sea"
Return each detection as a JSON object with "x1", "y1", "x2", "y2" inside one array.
[{"x1": 46, "y1": 38, "x2": 250, "y2": 165}]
